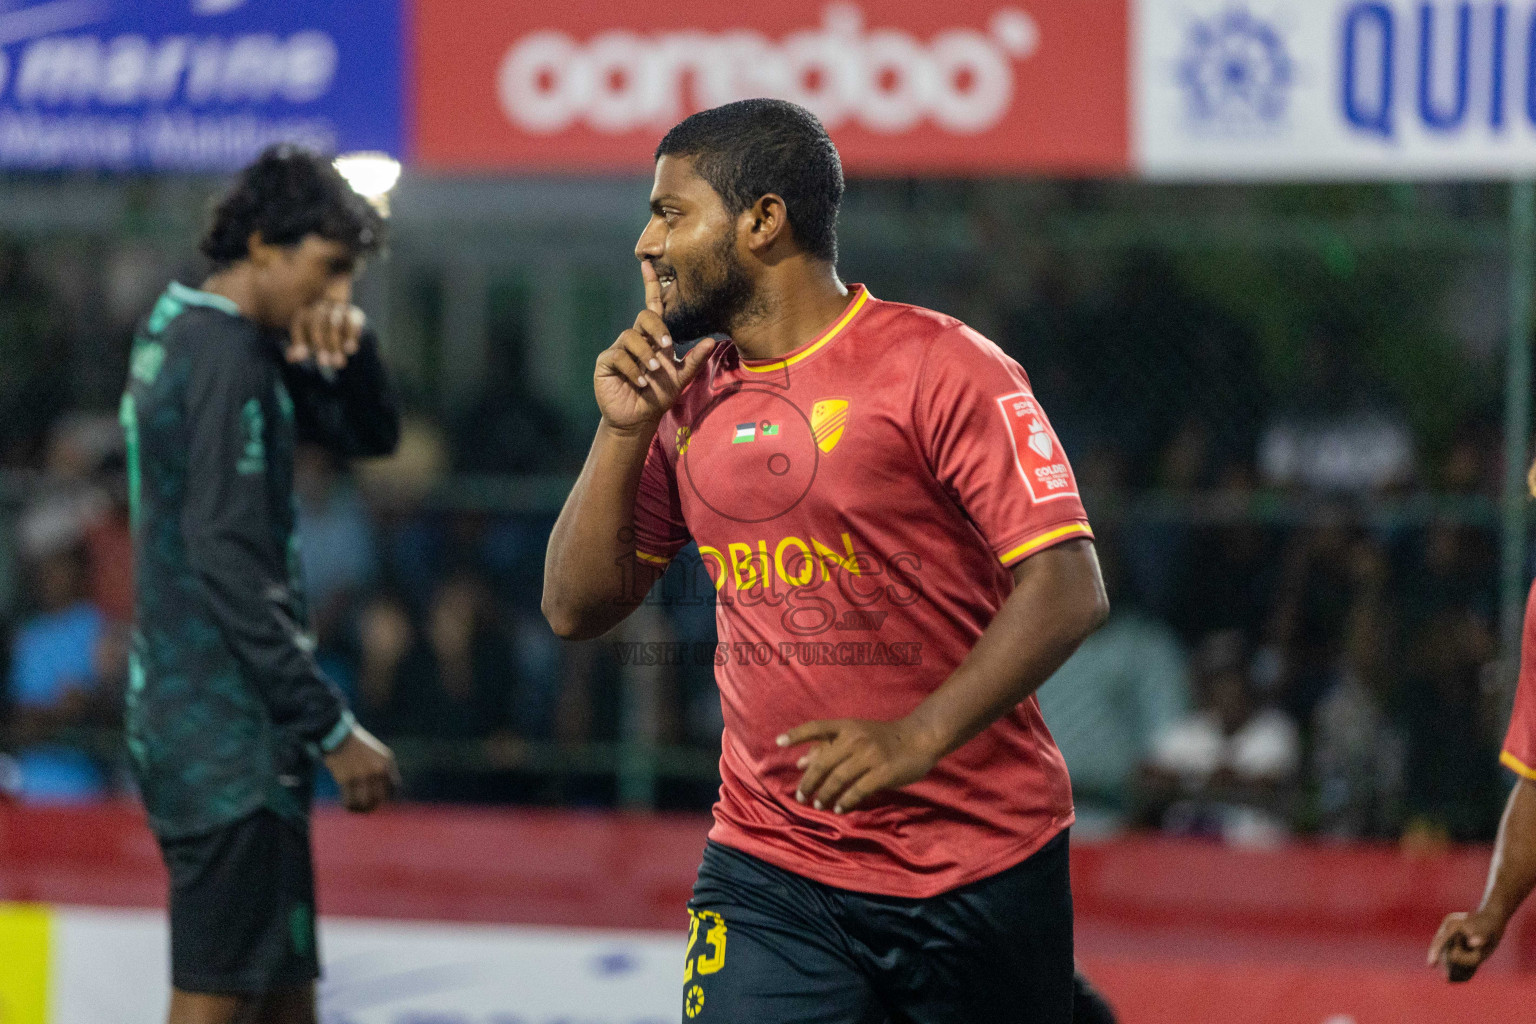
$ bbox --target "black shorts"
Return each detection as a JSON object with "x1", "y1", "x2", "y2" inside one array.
[
  {"x1": 157, "y1": 809, "x2": 319, "y2": 995},
  {"x1": 683, "y1": 829, "x2": 1075, "y2": 1024}
]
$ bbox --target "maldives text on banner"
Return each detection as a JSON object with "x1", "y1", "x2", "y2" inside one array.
[
  {"x1": 410, "y1": 0, "x2": 1129, "y2": 175},
  {"x1": 0, "y1": 0, "x2": 402, "y2": 171},
  {"x1": 1135, "y1": 0, "x2": 1536, "y2": 179}
]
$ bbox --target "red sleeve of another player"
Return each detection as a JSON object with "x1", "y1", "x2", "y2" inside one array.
[
  {"x1": 916, "y1": 325, "x2": 1092, "y2": 567},
  {"x1": 632, "y1": 427, "x2": 691, "y2": 567},
  {"x1": 1502, "y1": 580, "x2": 1536, "y2": 780}
]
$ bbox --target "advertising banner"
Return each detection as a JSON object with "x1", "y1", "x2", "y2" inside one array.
[
  {"x1": 7, "y1": 904, "x2": 1535, "y2": 1024},
  {"x1": 0, "y1": 0, "x2": 403, "y2": 171},
  {"x1": 411, "y1": 0, "x2": 1130, "y2": 175},
  {"x1": 1135, "y1": 0, "x2": 1536, "y2": 178}
]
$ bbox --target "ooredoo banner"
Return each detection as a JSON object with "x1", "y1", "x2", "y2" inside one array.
[{"x1": 410, "y1": 0, "x2": 1130, "y2": 175}]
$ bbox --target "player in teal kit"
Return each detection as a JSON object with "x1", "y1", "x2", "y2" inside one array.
[{"x1": 122, "y1": 146, "x2": 400, "y2": 1024}]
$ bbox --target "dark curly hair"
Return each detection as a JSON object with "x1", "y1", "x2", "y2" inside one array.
[
  {"x1": 656, "y1": 99, "x2": 843, "y2": 263},
  {"x1": 200, "y1": 144, "x2": 385, "y2": 270}
]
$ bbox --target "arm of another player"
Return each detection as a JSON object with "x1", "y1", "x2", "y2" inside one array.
[
  {"x1": 1429, "y1": 776, "x2": 1536, "y2": 981},
  {"x1": 783, "y1": 539, "x2": 1109, "y2": 813},
  {"x1": 542, "y1": 260, "x2": 714, "y2": 640},
  {"x1": 282, "y1": 300, "x2": 400, "y2": 457}
]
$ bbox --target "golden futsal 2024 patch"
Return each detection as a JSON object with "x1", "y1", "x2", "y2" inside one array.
[{"x1": 995, "y1": 391, "x2": 1078, "y2": 503}]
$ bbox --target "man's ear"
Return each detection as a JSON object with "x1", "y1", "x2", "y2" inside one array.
[
  {"x1": 743, "y1": 194, "x2": 789, "y2": 254},
  {"x1": 247, "y1": 231, "x2": 275, "y2": 267}
]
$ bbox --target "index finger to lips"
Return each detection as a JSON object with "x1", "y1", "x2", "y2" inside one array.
[
  {"x1": 640, "y1": 259, "x2": 665, "y2": 316},
  {"x1": 635, "y1": 309, "x2": 672, "y2": 348},
  {"x1": 619, "y1": 331, "x2": 666, "y2": 378}
]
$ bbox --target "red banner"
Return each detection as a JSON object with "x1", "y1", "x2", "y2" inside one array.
[{"x1": 410, "y1": 1, "x2": 1129, "y2": 175}]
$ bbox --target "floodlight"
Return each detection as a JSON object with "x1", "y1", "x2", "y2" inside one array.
[{"x1": 334, "y1": 152, "x2": 402, "y2": 217}]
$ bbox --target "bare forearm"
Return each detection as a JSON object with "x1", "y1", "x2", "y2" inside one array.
[
  {"x1": 542, "y1": 421, "x2": 658, "y2": 638},
  {"x1": 1481, "y1": 778, "x2": 1536, "y2": 923},
  {"x1": 905, "y1": 540, "x2": 1108, "y2": 759}
]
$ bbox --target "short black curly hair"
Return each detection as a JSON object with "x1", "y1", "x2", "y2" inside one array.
[
  {"x1": 656, "y1": 99, "x2": 843, "y2": 263},
  {"x1": 200, "y1": 144, "x2": 384, "y2": 270}
]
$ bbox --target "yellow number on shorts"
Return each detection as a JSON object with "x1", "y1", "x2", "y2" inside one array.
[
  {"x1": 684, "y1": 909, "x2": 728, "y2": 981},
  {"x1": 684, "y1": 910, "x2": 702, "y2": 982}
]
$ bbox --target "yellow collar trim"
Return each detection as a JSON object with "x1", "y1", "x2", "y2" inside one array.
[{"x1": 741, "y1": 287, "x2": 870, "y2": 373}]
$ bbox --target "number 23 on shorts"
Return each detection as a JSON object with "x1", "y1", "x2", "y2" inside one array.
[{"x1": 684, "y1": 909, "x2": 728, "y2": 981}]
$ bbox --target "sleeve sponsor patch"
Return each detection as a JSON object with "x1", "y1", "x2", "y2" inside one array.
[{"x1": 996, "y1": 391, "x2": 1079, "y2": 503}]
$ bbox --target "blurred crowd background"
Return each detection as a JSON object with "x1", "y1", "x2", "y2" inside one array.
[{"x1": 0, "y1": 175, "x2": 1525, "y2": 848}]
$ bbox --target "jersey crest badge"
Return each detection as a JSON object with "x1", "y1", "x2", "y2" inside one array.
[{"x1": 811, "y1": 399, "x2": 849, "y2": 454}]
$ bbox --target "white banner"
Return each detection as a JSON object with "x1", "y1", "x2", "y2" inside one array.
[
  {"x1": 1136, "y1": 0, "x2": 1536, "y2": 178},
  {"x1": 44, "y1": 907, "x2": 681, "y2": 1024}
]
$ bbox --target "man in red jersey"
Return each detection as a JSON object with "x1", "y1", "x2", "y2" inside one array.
[
  {"x1": 544, "y1": 99, "x2": 1107, "y2": 1023},
  {"x1": 1429, "y1": 552, "x2": 1536, "y2": 980}
]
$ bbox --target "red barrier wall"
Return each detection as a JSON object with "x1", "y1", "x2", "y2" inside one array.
[{"x1": 3, "y1": 800, "x2": 1534, "y2": 978}]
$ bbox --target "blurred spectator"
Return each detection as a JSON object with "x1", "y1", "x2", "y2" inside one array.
[
  {"x1": 0, "y1": 242, "x2": 69, "y2": 467},
  {"x1": 1138, "y1": 630, "x2": 1300, "y2": 846},
  {"x1": 1436, "y1": 415, "x2": 1501, "y2": 497},
  {"x1": 1169, "y1": 462, "x2": 1279, "y2": 645},
  {"x1": 4, "y1": 542, "x2": 121, "y2": 801},
  {"x1": 392, "y1": 573, "x2": 522, "y2": 802},
  {"x1": 1266, "y1": 510, "x2": 1376, "y2": 720},
  {"x1": 294, "y1": 442, "x2": 378, "y2": 650},
  {"x1": 1037, "y1": 539, "x2": 1191, "y2": 834},
  {"x1": 1310, "y1": 601, "x2": 1407, "y2": 840},
  {"x1": 352, "y1": 592, "x2": 417, "y2": 739},
  {"x1": 558, "y1": 600, "x2": 681, "y2": 749},
  {"x1": 451, "y1": 389, "x2": 572, "y2": 475},
  {"x1": 1396, "y1": 602, "x2": 1502, "y2": 843},
  {"x1": 22, "y1": 414, "x2": 132, "y2": 623},
  {"x1": 83, "y1": 479, "x2": 133, "y2": 625}
]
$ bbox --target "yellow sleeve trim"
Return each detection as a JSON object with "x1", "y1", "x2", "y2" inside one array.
[
  {"x1": 634, "y1": 550, "x2": 671, "y2": 566},
  {"x1": 999, "y1": 523, "x2": 1093, "y2": 566},
  {"x1": 1501, "y1": 749, "x2": 1536, "y2": 781}
]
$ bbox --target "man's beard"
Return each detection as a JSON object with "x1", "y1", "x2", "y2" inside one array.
[{"x1": 661, "y1": 233, "x2": 758, "y2": 342}]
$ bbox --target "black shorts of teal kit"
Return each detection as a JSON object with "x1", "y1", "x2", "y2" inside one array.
[
  {"x1": 682, "y1": 829, "x2": 1074, "y2": 1024},
  {"x1": 158, "y1": 809, "x2": 320, "y2": 995}
]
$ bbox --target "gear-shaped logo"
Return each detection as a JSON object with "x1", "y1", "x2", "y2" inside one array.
[
  {"x1": 1178, "y1": 7, "x2": 1293, "y2": 129},
  {"x1": 685, "y1": 983, "x2": 706, "y2": 1018}
]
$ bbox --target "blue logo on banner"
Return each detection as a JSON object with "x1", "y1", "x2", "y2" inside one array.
[
  {"x1": 1178, "y1": 7, "x2": 1294, "y2": 130},
  {"x1": 0, "y1": 0, "x2": 402, "y2": 170}
]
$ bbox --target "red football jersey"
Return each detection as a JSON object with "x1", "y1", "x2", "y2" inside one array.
[
  {"x1": 633, "y1": 286, "x2": 1091, "y2": 897},
  {"x1": 1502, "y1": 579, "x2": 1536, "y2": 782}
]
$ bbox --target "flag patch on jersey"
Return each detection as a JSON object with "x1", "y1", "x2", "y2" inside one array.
[{"x1": 733, "y1": 421, "x2": 779, "y2": 444}]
